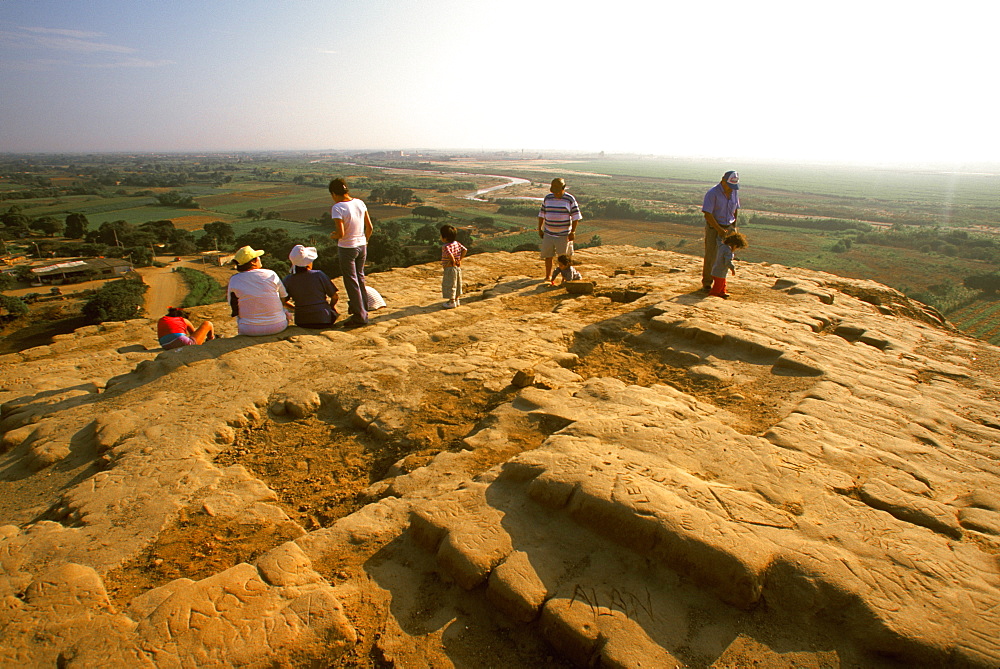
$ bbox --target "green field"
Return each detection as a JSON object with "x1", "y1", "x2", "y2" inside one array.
[{"x1": 950, "y1": 299, "x2": 1000, "y2": 345}]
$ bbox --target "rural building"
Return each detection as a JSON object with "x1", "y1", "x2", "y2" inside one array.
[
  {"x1": 30, "y1": 258, "x2": 133, "y2": 284},
  {"x1": 1, "y1": 255, "x2": 29, "y2": 266},
  {"x1": 199, "y1": 251, "x2": 233, "y2": 266}
]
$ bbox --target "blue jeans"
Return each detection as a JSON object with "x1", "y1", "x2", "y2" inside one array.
[{"x1": 338, "y1": 245, "x2": 368, "y2": 323}]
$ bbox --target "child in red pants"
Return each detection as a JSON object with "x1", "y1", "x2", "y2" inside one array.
[{"x1": 709, "y1": 232, "x2": 748, "y2": 299}]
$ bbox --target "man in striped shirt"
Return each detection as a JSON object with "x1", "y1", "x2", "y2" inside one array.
[{"x1": 537, "y1": 177, "x2": 582, "y2": 281}]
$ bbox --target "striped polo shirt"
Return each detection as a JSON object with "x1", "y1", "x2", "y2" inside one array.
[{"x1": 538, "y1": 192, "x2": 582, "y2": 237}]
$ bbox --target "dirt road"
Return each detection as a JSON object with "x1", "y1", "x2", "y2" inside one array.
[{"x1": 137, "y1": 264, "x2": 185, "y2": 318}]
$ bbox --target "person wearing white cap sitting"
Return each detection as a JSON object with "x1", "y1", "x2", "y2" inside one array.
[
  {"x1": 282, "y1": 244, "x2": 339, "y2": 328},
  {"x1": 227, "y1": 245, "x2": 292, "y2": 336}
]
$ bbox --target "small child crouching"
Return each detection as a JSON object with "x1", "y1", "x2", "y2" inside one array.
[
  {"x1": 709, "y1": 232, "x2": 748, "y2": 299},
  {"x1": 550, "y1": 254, "x2": 582, "y2": 286},
  {"x1": 440, "y1": 225, "x2": 467, "y2": 308}
]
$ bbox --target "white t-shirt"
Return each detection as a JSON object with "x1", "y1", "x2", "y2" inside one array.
[
  {"x1": 331, "y1": 198, "x2": 369, "y2": 248},
  {"x1": 228, "y1": 269, "x2": 288, "y2": 328}
]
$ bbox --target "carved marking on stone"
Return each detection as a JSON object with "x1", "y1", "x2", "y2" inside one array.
[{"x1": 710, "y1": 488, "x2": 795, "y2": 529}]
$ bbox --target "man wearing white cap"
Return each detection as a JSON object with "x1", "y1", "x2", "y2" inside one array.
[
  {"x1": 701, "y1": 170, "x2": 740, "y2": 291},
  {"x1": 282, "y1": 244, "x2": 338, "y2": 328}
]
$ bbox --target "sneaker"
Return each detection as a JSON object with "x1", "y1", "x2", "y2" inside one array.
[
  {"x1": 444, "y1": 300, "x2": 457, "y2": 309},
  {"x1": 341, "y1": 316, "x2": 368, "y2": 329}
]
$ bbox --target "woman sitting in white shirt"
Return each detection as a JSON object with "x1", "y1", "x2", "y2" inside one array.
[{"x1": 227, "y1": 246, "x2": 292, "y2": 336}]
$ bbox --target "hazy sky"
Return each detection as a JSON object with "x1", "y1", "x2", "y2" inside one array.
[{"x1": 1, "y1": 0, "x2": 997, "y2": 166}]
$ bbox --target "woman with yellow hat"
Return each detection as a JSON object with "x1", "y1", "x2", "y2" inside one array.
[{"x1": 227, "y1": 246, "x2": 292, "y2": 336}]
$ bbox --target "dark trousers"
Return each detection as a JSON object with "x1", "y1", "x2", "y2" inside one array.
[{"x1": 338, "y1": 245, "x2": 368, "y2": 323}]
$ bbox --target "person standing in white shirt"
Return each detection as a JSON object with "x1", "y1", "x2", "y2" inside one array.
[{"x1": 329, "y1": 178, "x2": 374, "y2": 328}]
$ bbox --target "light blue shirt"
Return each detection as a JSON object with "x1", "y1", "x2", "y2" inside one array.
[{"x1": 702, "y1": 184, "x2": 740, "y2": 227}]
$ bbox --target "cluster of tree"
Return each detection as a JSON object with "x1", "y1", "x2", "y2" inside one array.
[
  {"x1": 0, "y1": 294, "x2": 29, "y2": 321},
  {"x1": 0, "y1": 188, "x2": 61, "y2": 202},
  {"x1": 199, "y1": 221, "x2": 235, "y2": 251},
  {"x1": 583, "y1": 198, "x2": 647, "y2": 220},
  {"x1": 853, "y1": 226, "x2": 1000, "y2": 262},
  {"x1": 154, "y1": 191, "x2": 198, "y2": 208},
  {"x1": 0, "y1": 172, "x2": 52, "y2": 187},
  {"x1": 229, "y1": 214, "x2": 474, "y2": 279},
  {"x1": 496, "y1": 201, "x2": 540, "y2": 217},
  {"x1": 91, "y1": 170, "x2": 190, "y2": 188},
  {"x1": 291, "y1": 175, "x2": 329, "y2": 187},
  {"x1": 963, "y1": 271, "x2": 1000, "y2": 294},
  {"x1": 497, "y1": 197, "x2": 706, "y2": 229},
  {"x1": 584, "y1": 198, "x2": 706, "y2": 227},
  {"x1": 1, "y1": 206, "x2": 83, "y2": 239},
  {"x1": 752, "y1": 215, "x2": 872, "y2": 232},
  {"x1": 243, "y1": 208, "x2": 283, "y2": 221},
  {"x1": 412, "y1": 206, "x2": 448, "y2": 219},
  {"x1": 367, "y1": 185, "x2": 415, "y2": 206},
  {"x1": 81, "y1": 219, "x2": 199, "y2": 264},
  {"x1": 831, "y1": 237, "x2": 854, "y2": 253},
  {"x1": 82, "y1": 277, "x2": 147, "y2": 323}
]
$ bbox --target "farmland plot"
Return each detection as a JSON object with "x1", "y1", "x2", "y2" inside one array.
[{"x1": 950, "y1": 298, "x2": 1000, "y2": 345}]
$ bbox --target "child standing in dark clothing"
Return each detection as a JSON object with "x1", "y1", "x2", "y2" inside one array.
[
  {"x1": 709, "y1": 232, "x2": 748, "y2": 299},
  {"x1": 440, "y1": 225, "x2": 467, "y2": 309}
]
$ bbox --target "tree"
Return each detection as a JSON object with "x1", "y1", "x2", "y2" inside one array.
[
  {"x1": 199, "y1": 221, "x2": 235, "y2": 251},
  {"x1": 87, "y1": 220, "x2": 133, "y2": 247},
  {"x1": 1, "y1": 207, "x2": 30, "y2": 238},
  {"x1": 165, "y1": 228, "x2": 197, "y2": 256},
  {"x1": 14, "y1": 265, "x2": 35, "y2": 283},
  {"x1": 31, "y1": 216, "x2": 65, "y2": 237},
  {"x1": 0, "y1": 295, "x2": 28, "y2": 320},
  {"x1": 65, "y1": 212, "x2": 89, "y2": 239},
  {"x1": 82, "y1": 277, "x2": 148, "y2": 323},
  {"x1": 154, "y1": 191, "x2": 197, "y2": 208},
  {"x1": 964, "y1": 272, "x2": 1000, "y2": 294},
  {"x1": 59, "y1": 242, "x2": 109, "y2": 257},
  {"x1": 0, "y1": 273, "x2": 15, "y2": 291},
  {"x1": 139, "y1": 219, "x2": 176, "y2": 243},
  {"x1": 413, "y1": 206, "x2": 447, "y2": 219},
  {"x1": 413, "y1": 223, "x2": 441, "y2": 244},
  {"x1": 234, "y1": 227, "x2": 293, "y2": 260},
  {"x1": 366, "y1": 231, "x2": 410, "y2": 272},
  {"x1": 170, "y1": 239, "x2": 197, "y2": 256},
  {"x1": 126, "y1": 246, "x2": 154, "y2": 267}
]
